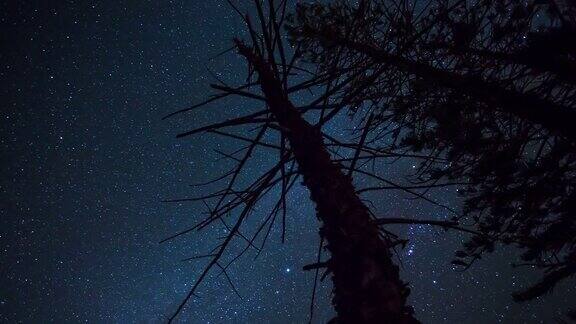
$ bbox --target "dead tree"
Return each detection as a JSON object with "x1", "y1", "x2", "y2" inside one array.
[
  {"x1": 234, "y1": 40, "x2": 417, "y2": 323},
  {"x1": 288, "y1": 0, "x2": 576, "y2": 305},
  {"x1": 159, "y1": 0, "x2": 472, "y2": 322}
]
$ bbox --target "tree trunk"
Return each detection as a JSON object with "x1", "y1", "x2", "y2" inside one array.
[
  {"x1": 430, "y1": 41, "x2": 576, "y2": 85},
  {"x1": 237, "y1": 42, "x2": 419, "y2": 323},
  {"x1": 329, "y1": 36, "x2": 576, "y2": 143}
]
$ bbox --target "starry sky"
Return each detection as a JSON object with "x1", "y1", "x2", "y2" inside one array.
[{"x1": 1, "y1": 1, "x2": 574, "y2": 323}]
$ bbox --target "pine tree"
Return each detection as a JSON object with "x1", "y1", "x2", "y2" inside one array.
[{"x1": 288, "y1": 0, "x2": 576, "y2": 304}]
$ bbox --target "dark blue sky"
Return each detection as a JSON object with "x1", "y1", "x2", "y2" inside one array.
[{"x1": 1, "y1": 1, "x2": 574, "y2": 323}]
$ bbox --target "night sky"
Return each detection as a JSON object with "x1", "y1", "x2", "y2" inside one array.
[{"x1": 1, "y1": 1, "x2": 574, "y2": 323}]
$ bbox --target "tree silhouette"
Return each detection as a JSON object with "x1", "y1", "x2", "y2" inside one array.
[
  {"x1": 160, "y1": 0, "x2": 471, "y2": 322},
  {"x1": 288, "y1": 0, "x2": 576, "y2": 305}
]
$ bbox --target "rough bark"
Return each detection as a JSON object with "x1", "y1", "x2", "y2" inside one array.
[{"x1": 237, "y1": 41, "x2": 419, "y2": 324}]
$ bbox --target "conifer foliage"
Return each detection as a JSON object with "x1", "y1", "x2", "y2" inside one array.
[{"x1": 288, "y1": 0, "x2": 576, "y2": 303}]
